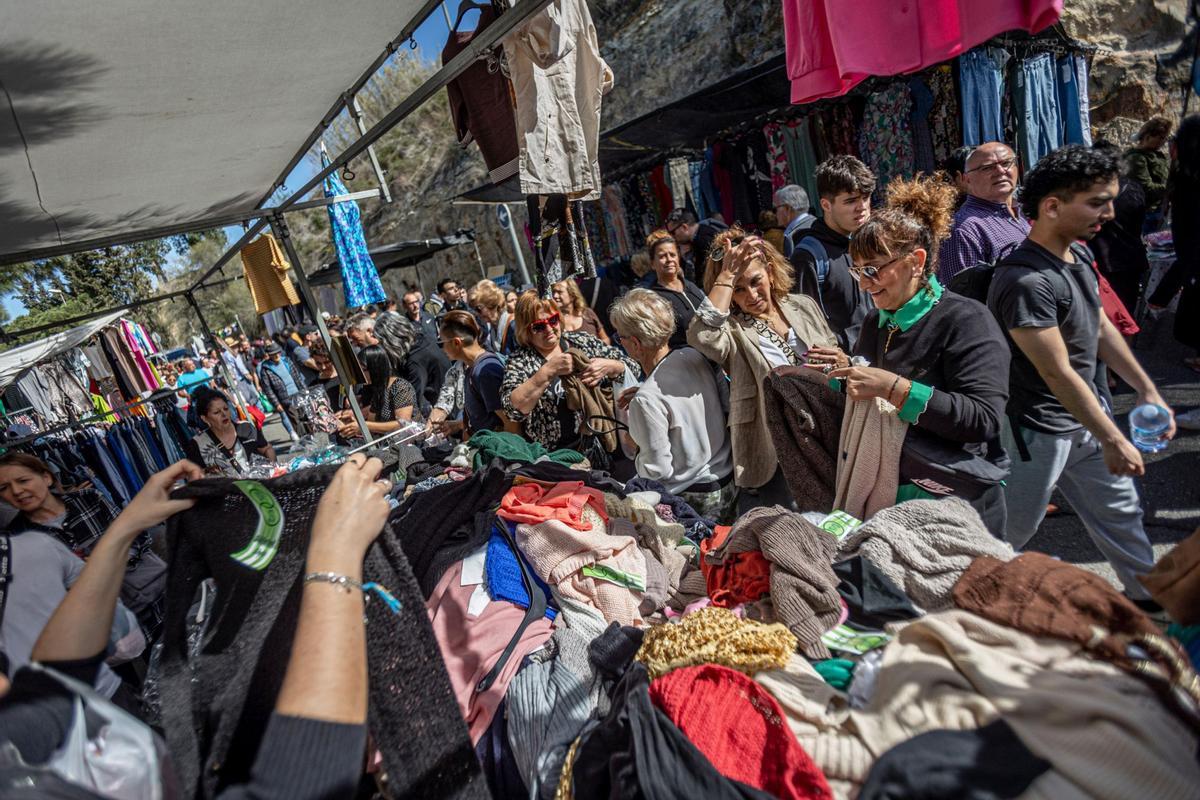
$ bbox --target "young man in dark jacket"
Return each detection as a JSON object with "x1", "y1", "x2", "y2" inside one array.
[{"x1": 790, "y1": 156, "x2": 876, "y2": 350}]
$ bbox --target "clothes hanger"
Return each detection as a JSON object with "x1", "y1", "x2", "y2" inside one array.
[{"x1": 451, "y1": 0, "x2": 488, "y2": 34}]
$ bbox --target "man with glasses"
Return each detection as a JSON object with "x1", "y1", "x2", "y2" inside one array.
[
  {"x1": 938, "y1": 142, "x2": 1029, "y2": 282},
  {"x1": 772, "y1": 185, "x2": 816, "y2": 258},
  {"x1": 665, "y1": 208, "x2": 728, "y2": 284}
]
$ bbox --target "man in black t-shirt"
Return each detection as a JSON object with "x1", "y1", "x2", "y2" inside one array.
[{"x1": 987, "y1": 145, "x2": 1175, "y2": 611}]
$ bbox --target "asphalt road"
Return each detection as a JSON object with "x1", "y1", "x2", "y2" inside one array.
[{"x1": 1029, "y1": 309, "x2": 1199, "y2": 589}]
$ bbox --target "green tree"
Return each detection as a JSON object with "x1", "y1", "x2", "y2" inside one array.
[{"x1": 5, "y1": 240, "x2": 169, "y2": 320}]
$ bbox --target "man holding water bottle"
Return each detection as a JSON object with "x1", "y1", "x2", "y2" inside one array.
[{"x1": 988, "y1": 145, "x2": 1175, "y2": 613}]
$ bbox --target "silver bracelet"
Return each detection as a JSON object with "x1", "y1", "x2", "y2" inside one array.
[{"x1": 303, "y1": 571, "x2": 364, "y2": 593}]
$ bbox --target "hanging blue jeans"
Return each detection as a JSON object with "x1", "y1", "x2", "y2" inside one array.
[
  {"x1": 1016, "y1": 53, "x2": 1064, "y2": 170},
  {"x1": 959, "y1": 48, "x2": 1006, "y2": 146},
  {"x1": 1056, "y1": 54, "x2": 1092, "y2": 146}
]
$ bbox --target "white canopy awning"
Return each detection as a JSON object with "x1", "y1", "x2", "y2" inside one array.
[
  {"x1": 0, "y1": 0, "x2": 424, "y2": 264},
  {"x1": 0, "y1": 310, "x2": 124, "y2": 391}
]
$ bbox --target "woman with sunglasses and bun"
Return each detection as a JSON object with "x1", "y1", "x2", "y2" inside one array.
[
  {"x1": 501, "y1": 291, "x2": 640, "y2": 450},
  {"x1": 688, "y1": 226, "x2": 838, "y2": 512},
  {"x1": 808, "y1": 176, "x2": 1010, "y2": 532}
]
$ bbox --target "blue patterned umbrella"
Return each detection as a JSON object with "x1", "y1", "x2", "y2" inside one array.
[{"x1": 323, "y1": 154, "x2": 386, "y2": 309}]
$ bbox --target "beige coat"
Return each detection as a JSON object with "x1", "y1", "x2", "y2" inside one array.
[{"x1": 687, "y1": 293, "x2": 836, "y2": 489}]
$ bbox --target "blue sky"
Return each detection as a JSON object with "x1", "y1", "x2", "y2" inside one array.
[{"x1": 3, "y1": 0, "x2": 476, "y2": 322}]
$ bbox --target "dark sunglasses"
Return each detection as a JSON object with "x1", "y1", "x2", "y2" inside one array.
[
  {"x1": 528, "y1": 313, "x2": 561, "y2": 335},
  {"x1": 849, "y1": 253, "x2": 908, "y2": 282}
]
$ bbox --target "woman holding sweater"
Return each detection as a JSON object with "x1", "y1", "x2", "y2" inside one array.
[
  {"x1": 687, "y1": 226, "x2": 838, "y2": 513},
  {"x1": 808, "y1": 176, "x2": 1011, "y2": 533}
]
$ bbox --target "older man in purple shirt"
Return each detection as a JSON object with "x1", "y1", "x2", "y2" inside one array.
[{"x1": 938, "y1": 142, "x2": 1030, "y2": 281}]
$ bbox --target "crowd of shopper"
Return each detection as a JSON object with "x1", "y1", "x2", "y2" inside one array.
[{"x1": 2, "y1": 122, "x2": 1199, "y2": 799}]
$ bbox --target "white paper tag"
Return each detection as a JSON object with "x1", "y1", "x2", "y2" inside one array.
[
  {"x1": 467, "y1": 583, "x2": 491, "y2": 617},
  {"x1": 460, "y1": 544, "x2": 488, "y2": 587}
]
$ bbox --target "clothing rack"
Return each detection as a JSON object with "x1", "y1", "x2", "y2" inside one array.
[{"x1": 0, "y1": 390, "x2": 178, "y2": 451}]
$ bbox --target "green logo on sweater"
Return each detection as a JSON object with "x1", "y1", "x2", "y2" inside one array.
[
  {"x1": 581, "y1": 564, "x2": 646, "y2": 592},
  {"x1": 230, "y1": 481, "x2": 285, "y2": 571}
]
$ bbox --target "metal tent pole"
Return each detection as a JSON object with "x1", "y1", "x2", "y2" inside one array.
[
  {"x1": 346, "y1": 96, "x2": 393, "y2": 204},
  {"x1": 269, "y1": 215, "x2": 373, "y2": 443},
  {"x1": 502, "y1": 204, "x2": 531, "y2": 287},
  {"x1": 185, "y1": 292, "x2": 250, "y2": 420}
]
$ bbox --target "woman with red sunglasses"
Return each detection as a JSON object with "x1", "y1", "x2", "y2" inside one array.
[{"x1": 501, "y1": 291, "x2": 640, "y2": 450}]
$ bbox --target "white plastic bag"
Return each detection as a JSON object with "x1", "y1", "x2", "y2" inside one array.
[{"x1": 36, "y1": 664, "x2": 173, "y2": 800}]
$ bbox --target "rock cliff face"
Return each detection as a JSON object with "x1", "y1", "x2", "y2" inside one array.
[
  {"x1": 1060, "y1": 0, "x2": 1192, "y2": 143},
  {"x1": 345, "y1": 0, "x2": 1193, "y2": 301}
]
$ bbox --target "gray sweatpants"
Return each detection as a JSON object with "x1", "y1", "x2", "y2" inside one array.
[{"x1": 1000, "y1": 418, "x2": 1155, "y2": 599}]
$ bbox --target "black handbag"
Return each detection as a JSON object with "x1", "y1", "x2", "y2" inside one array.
[
  {"x1": 898, "y1": 427, "x2": 1010, "y2": 501},
  {"x1": 569, "y1": 414, "x2": 628, "y2": 472}
]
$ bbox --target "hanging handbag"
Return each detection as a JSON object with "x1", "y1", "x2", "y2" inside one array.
[
  {"x1": 256, "y1": 392, "x2": 275, "y2": 414},
  {"x1": 898, "y1": 426, "x2": 1010, "y2": 501}
]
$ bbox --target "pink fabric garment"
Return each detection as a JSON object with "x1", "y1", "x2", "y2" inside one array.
[
  {"x1": 120, "y1": 321, "x2": 160, "y2": 390},
  {"x1": 497, "y1": 480, "x2": 609, "y2": 531},
  {"x1": 426, "y1": 560, "x2": 555, "y2": 743},
  {"x1": 783, "y1": 0, "x2": 1062, "y2": 105}
]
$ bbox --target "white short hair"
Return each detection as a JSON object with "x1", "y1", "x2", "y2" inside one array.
[
  {"x1": 609, "y1": 289, "x2": 675, "y2": 350},
  {"x1": 772, "y1": 184, "x2": 809, "y2": 214}
]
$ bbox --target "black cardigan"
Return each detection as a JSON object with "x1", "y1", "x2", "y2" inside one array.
[{"x1": 853, "y1": 291, "x2": 1011, "y2": 445}]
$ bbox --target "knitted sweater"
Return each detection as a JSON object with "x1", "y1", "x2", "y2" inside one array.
[
  {"x1": 836, "y1": 497, "x2": 1012, "y2": 613},
  {"x1": 833, "y1": 396, "x2": 907, "y2": 520},
  {"x1": 160, "y1": 468, "x2": 487, "y2": 800},
  {"x1": 762, "y1": 366, "x2": 845, "y2": 513}
]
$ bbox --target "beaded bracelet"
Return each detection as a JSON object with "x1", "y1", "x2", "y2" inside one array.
[{"x1": 303, "y1": 572, "x2": 403, "y2": 615}]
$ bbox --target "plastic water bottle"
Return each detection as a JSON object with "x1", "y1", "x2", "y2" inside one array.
[{"x1": 1129, "y1": 404, "x2": 1170, "y2": 453}]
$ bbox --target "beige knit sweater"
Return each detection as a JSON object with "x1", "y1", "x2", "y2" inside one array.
[
  {"x1": 755, "y1": 609, "x2": 1200, "y2": 799},
  {"x1": 833, "y1": 396, "x2": 907, "y2": 520}
]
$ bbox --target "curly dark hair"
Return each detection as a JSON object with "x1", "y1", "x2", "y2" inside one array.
[{"x1": 1019, "y1": 144, "x2": 1120, "y2": 220}]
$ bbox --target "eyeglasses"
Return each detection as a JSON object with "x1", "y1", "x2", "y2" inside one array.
[
  {"x1": 849, "y1": 253, "x2": 908, "y2": 282},
  {"x1": 527, "y1": 313, "x2": 561, "y2": 335},
  {"x1": 966, "y1": 157, "x2": 1017, "y2": 174}
]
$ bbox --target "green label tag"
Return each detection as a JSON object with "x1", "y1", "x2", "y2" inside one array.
[
  {"x1": 820, "y1": 624, "x2": 891, "y2": 655},
  {"x1": 581, "y1": 564, "x2": 646, "y2": 592},
  {"x1": 230, "y1": 480, "x2": 285, "y2": 571},
  {"x1": 818, "y1": 510, "x2": 862, "y2": 540}
]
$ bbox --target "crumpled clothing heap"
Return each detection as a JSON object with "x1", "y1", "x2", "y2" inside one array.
[{"x1": 636, "y1": 606, "x2": 797, "y2": 680}]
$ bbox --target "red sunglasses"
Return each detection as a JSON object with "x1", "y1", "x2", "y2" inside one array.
[{"x1": 527, "y1": 313, "x2": 561, "y2": 334}]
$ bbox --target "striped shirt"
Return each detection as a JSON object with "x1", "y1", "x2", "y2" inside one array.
[{"x1": 937, "y1": 195, "x2": 1031, "y2": 281}]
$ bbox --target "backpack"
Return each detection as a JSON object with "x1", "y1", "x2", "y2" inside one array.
[
  {"x1": 947, "y1": 241, "x2": 1093, "y2": 309},
  {"x1": 795, "y1": 236, "x2": 831, "y2": 313}
]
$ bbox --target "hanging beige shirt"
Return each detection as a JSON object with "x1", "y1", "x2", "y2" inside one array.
[
  {"x1": 240, "y1": 234, "x2": 301, "y2": 314},
  {"x1": 503, "y1": 0, "x2": 613, "y2": 200}
]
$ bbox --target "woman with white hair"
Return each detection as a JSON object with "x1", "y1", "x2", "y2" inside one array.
[{"x1": 611, "y1": 289, "x2": 735, "y2": 521}]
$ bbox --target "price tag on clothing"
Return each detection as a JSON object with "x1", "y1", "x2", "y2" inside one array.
[
  {"x1": 581, "y1": 564, "x2": 646, "y2": 592},
  {"x1": 817, "y1": 511, "x2": 862, "y2": 541},
  {"x1": 229, "y1": 481, "x2": 285, "y2": 571},
  {"x1": 821, "y1": 624, "x2": 891, "y2": 655}
]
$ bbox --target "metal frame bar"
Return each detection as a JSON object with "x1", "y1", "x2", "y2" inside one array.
[
  {"x1": 190, "y1": 0, "x2": 551, "y2": 293},
  {"x1": 347, "y1": 96, "x2": 393, "y2": 204},
  {"x1": 0, "y1": 190, "x2": 382, "y2": 268},
  {"x1": 252, "y1": 0, "x2": 449, "y2": 210}
]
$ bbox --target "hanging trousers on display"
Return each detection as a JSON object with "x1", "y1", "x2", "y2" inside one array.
[
  {"x1": 527, "y1": 195, "x2": 597, "y2": 297},
  {"x1": 959, "y1": 48, "x2": 1007, "y2": 146},
  {"x1": 1056, "y1": 53, "x2": 1092, "y2": 146},
  {"x1": 1015, "y1": 53, "x2": 1064, "y2": 170}
]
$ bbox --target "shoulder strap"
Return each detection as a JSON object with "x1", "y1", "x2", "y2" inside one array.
[
  {"x1": 0, "y1": 534, "x2": 10, "y2": 629},
  {"x1": 795, "y1": 237, "x2": 830, "y2": 312}
]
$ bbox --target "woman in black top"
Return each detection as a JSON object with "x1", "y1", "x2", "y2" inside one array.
[
  {"x1": 337, "y1": 345, "x2": 422, "y2": 439},
  {"x1": 646, "y1": 230, "x2": 707, "y2": 350},
  {"x1": 184, "y1": 389, "x2": 274, "y2": 476},
  {"x1": 810, "y1": 176, "x2": 1011, "y2": 532}
]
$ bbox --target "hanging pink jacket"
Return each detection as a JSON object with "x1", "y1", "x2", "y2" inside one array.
[
  {"x1": 783, "y1": 0, "x2": 1062, "y2": 104},
  {"x1": 120, "y1": 320, "x2": 161, "y2": 391}
]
